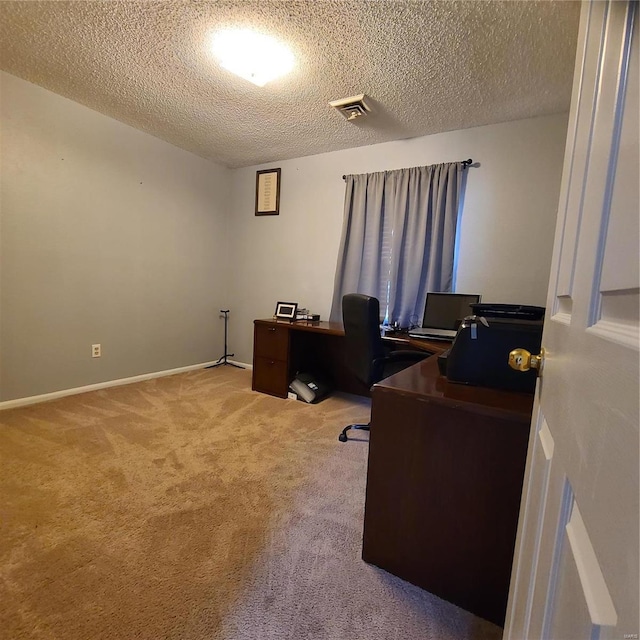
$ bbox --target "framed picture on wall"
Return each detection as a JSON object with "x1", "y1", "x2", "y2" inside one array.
[
  {"x1": 255, "y1": 168, "x2": 281, "y2": 216},
  {"x1": 274, "y1": 301, "x2": 298, "y2": 320}
]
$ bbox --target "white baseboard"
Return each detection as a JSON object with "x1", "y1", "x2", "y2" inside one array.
[{"x1": 0, "y1": 359, "x2": 253, "y2": 411}]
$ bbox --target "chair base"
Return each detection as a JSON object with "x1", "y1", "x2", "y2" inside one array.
[{"x1": 338, "y1": 423, "x2": 370, "y2": 442}]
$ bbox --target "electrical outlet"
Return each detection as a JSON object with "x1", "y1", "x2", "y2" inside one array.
[{"x1": 92, "y1": 344, "x2": 101, "y2": 358}]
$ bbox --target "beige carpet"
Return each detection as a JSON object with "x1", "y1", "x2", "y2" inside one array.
[{"x1": 0, "y1": 367, "x2": 502, "y2": 640}]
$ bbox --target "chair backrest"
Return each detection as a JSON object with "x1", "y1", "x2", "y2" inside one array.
[{"x1": 342, "y1": 293, "x2": 386, "y2": 387}]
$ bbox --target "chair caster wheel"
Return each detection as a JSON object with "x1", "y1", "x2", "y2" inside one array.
[{"x1": 338, "y1": 433, "x2": 348, "y2": 442}]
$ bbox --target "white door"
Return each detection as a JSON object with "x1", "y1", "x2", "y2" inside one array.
[{"x1": 504, "y1": 2, "x2": 639, "y2": 639}]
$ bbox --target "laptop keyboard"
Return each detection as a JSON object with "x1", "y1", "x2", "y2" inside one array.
[{"x1": 409, "y1": 327, "x2": 455, "y2": 337}]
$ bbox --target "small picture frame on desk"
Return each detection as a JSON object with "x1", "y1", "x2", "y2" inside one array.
[{"x1": 274, "y1": 301, "x2": 298, "y2": 320}]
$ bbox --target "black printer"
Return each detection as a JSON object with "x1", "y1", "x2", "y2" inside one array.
[{"x1": 443, "y1": 304, "x2": 545, "y2": 393}]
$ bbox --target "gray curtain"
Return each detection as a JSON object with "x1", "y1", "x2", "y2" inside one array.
[{"x1": 329, "y1": 162, "x2": 463, "y2": 326}]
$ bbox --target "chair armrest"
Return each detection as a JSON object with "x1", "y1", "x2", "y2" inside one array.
[
  {"x1": 387, "y1": 349, "x2": 432, "y2": 360},
  {"x1": 379, "y1": 350, "x2": 431, "y2": 366}
]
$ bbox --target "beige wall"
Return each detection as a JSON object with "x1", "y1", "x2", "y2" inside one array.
[
  {"x1": 227, "y1": 114, "x2": 569, "y2": 365},
  {"x1": 0, "y1": 72, "x2": 231, "y2": 401}
]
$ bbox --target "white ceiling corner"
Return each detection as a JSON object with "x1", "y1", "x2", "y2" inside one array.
[{"x1": 0, "y1": 0, "x2": 581, "y2": 168}]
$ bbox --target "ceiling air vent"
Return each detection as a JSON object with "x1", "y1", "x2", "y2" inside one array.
[{"x1": 329, "y1": 94, "x2": 371, "y2": 121}]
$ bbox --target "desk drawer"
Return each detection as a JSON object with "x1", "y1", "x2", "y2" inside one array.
[
  {"x1": 254, "y1": 324, "x2": 289, "y2": 360},
  {"x1": 252, "y1": 356, "x2": 289, "y2": 398}
]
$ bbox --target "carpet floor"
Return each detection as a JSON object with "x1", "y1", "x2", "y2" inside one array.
[{"x1": 0, "y1": 367, "x2": 503, "y2": 640}]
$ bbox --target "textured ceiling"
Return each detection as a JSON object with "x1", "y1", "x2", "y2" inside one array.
[{"x1": 0, "y1": 1, "x2": 580, "y2": 168}]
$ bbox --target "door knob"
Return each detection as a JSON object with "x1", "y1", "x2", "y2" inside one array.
[{"x1": 508, "y1": 347, "x2": 545, "y2": 375}]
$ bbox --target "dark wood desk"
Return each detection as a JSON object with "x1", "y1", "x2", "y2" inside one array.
[
  {"x1": 363, "y1": 356, "x2": 533, "y2": 626},
  {"x1": 252, "y1": 318, "x2": 447, "y2": 399},
  {"x1": 252, "y1": 318, "x2": 532, "y2": 625}
]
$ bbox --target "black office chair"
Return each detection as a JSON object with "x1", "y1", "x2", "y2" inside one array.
[{"x1": 338, "y1": 293, "x2": 429, "y2": 442}]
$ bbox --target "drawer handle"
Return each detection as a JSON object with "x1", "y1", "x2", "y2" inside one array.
[{"x1": 268, "y1": 328, "x2": 276, "y2": 332}]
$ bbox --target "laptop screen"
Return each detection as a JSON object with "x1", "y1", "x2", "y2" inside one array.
[{"x1": 422, "y1": 293, "x2": 482, "y2": 330}]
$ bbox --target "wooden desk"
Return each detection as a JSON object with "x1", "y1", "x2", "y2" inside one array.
[
  {"x1": 252, "y1": 318, "x2": 532, "y2": 624},
  {"x1": 363, "y1": 356, "x2": 533, "y2": 626},
  {"x1": 252, "y1": 318, "x2": 446, "y2": 399}
]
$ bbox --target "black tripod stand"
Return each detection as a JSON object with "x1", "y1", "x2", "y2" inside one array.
[{"x1": 206, "y1": 309, "x2": 244, "y2": 369}]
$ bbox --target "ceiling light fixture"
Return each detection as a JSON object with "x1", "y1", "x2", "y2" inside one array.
[{"x1": 211, "y1": 29, "x2": 295, "y2": 87}]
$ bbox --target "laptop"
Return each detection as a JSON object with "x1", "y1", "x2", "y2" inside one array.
[{"x1": 409, "y1": 292, "x2": 482, "y2": 340}]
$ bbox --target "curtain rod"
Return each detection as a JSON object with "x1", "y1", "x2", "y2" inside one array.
[{"x1": 342, "y1": 158, "x2": 473, "y2": 180}]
